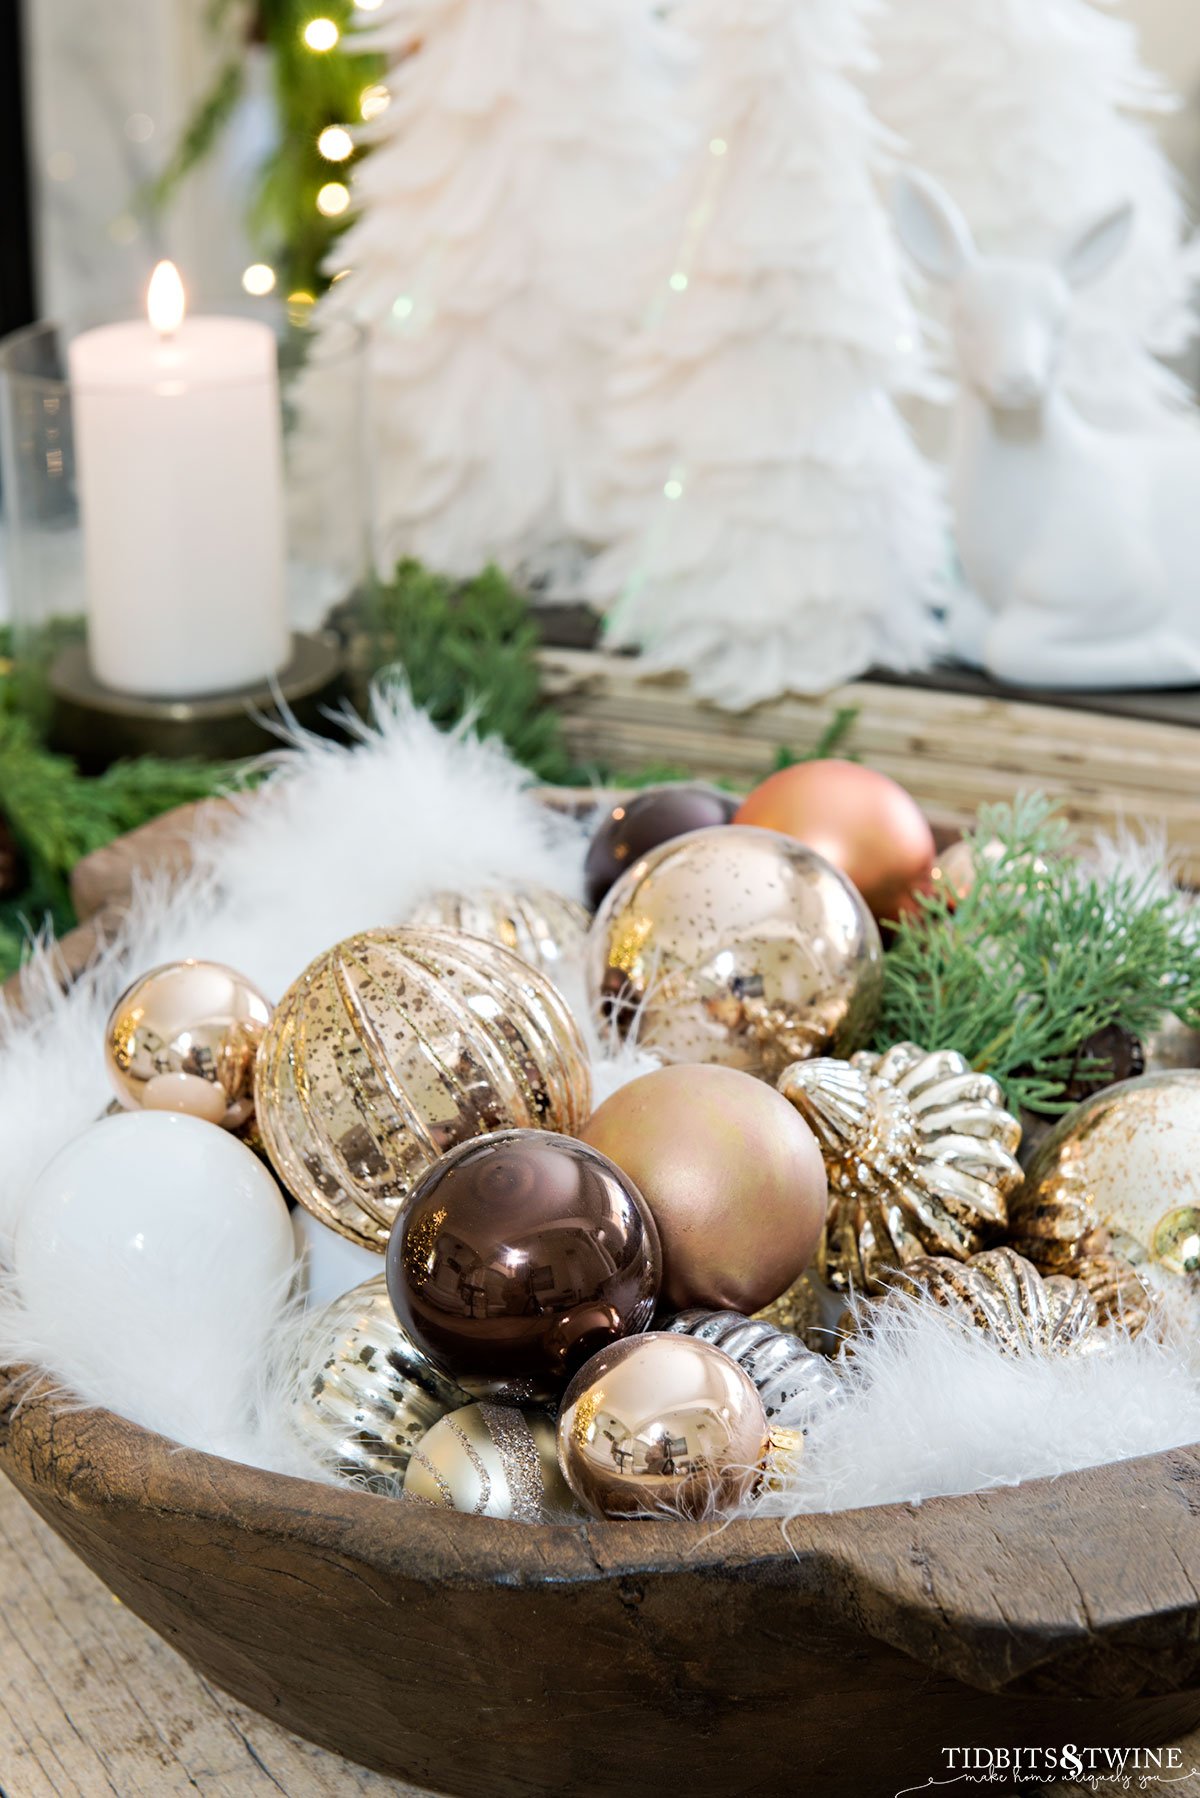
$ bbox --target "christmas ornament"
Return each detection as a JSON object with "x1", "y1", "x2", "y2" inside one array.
[
  {"x1": 664, "y1": 1310, "x2": 842, "y2": 1422},
  {"x1": 871, "y1": 1247, "x2": 1100, "y2": 1357},
  {"x1": 408, "y1": 886, "x2": 588, "y2": 983},
  {"x1": 255, "y1": 926, "x2": 592, "y2": 1249},
  {"x1": 580, "y1": 1064, "x2": 826, "y2": 1314},
  {"x1": 556, "y1": 1333, "x2": 772, "y2": 1520},
  {"x1": 404, "y1": 1402, "x2": 574, "y2": 1521},
  {"x1": 588, "y1": 826, "x2": 882, "y2": 1081},
  {"x1": 14, "y1": 1112, "x2": 295, "y2": 1445},
  {"x1": 779, "y1": 1042, "x2": 1023, "y2": 1293},
  {"x1": 734, "y1": 761, "x2": 936, "y2": 922},
  {"x1": 287, "y1": 1276, "x2": 470, "y2": 1492},
  {"x1": 583, "y1": 784, "x2": 737, "y2": 911},
  {"x1": 386, "y1": 1129, "x2": 660, "y2": 1400},
  {"x1": 1007, "y1": 1072, "x2": 1200, "y2": 1334},
  {"x1": 1057, "y1": 1023, "x2": 1145, "y2": 1108},
  {"x1": 105, "y1": 959, "x2": 271, "y2": 1129}
]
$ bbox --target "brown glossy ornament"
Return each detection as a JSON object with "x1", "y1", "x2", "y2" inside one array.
[
  {"x1": 255, "y1": 927, "x2": 592, "y2": 1250},
  {"x1": 556, "y1": 1332, "x2": 769, "y2": 1520},
  {"x1": 408, "y1": 886, "x2": 588, "y2": 984},
  {"x1": 733, "y1": 760, "x2": 935, "y2": 923},
  {"x1": 580, "y1": 1064, "x2": 826, "y2": 1314},
  {"x1": 1007, "y1": 1073, "x2": 1200, "y2": 1335},
  {"x1": 386, "y1": 1129, "x2": 661, "y2": 1400},
  {"x1": 587, "y1": 825, "x2": 882, "y2": 1082},
  {"x1": 584, "y1": 784, "x2": 737, "y2": 910},
  {"x1": 106, "y1": 959, "x2": 271, "y2": 1130}
]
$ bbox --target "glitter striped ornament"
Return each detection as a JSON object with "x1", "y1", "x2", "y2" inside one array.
[
  {"x1": 255, "y1": 926, "x2": 592, "y2": 1248},
  {"x1": 403, "y1": 1401, "x2": 574, "y2": 1520}
]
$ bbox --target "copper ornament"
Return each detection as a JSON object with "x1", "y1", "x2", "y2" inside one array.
[
  {"x1": 664, "y1": 1309, "x2": 842, "y2": 1423},
  {"x1": 779, "y1": 1042, "x2": 1023, "y2": 1294},
  {"x1": 587, "y1": 825, "x2": 883, "y2": 1081},
  {"x1": 386, "y1": 1129, "x2": 661, "y2": 1400},
  {"x1": 580, "y1": 1063, "x2": 826, "y2": 1315},
  {"x1": 404, "y1": 1401, "x2": 574, "y2": 1520},
  {"x1": 105, "y1": 959, "x2": 271, "y2": 1130},
  {"x1": 556, "y1": 1333, "x2": 770, "y2": 1520},
  {"x1": 287, "y1": 1275, "x2": 470, "y2": 1492},
  {"x1": 255, "y1": 927, "x2": 592, "y2": 1249},
  {"x1": 1006, "y1": 1072, "x2": 1200, "y2": 1335},
  {"x1": 408, "y1": 886, "x2": 588, "y2": 984},
  {"x1": 869, "y1": 1246, "x2": 1099, "y2": 1356}
]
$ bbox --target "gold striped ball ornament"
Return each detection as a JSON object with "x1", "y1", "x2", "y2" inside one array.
[
  {"x1": 255, "y1": 926, "x2": 592, "y2": 1249},
  {"x1": 404, "y1": 1401, "x2": 575, "y2": 1521},
  {"x1": 408, "y1": 886, "x2": 588, "y2": 984}
]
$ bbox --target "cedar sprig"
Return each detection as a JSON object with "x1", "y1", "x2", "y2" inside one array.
[{"x1": 875, "y1": 795, "x2": 1200, "y2": 1115}]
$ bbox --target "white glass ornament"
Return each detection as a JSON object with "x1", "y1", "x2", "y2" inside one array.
[
  {"x1": 15, "y1": 1112, "x2": 296, "y2": 1452},
  {"x1": 292, "y1": 1204, "x2": 382, "y2": 1311}
]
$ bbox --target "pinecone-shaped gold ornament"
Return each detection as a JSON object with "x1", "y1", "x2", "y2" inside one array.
[
  {"x1": 778, "y1": 1043, "x2": 1023, "y2": 1294},
  {"x1": 869, "y1": 1246, "x2": 1100, "y2": 1356}
]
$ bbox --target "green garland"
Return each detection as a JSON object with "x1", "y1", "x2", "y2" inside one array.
[{"x1": 875, "y1": 795, "x2": 1200, "y2": 1115}]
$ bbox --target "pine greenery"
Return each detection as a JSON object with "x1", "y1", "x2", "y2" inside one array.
[{"x1": 876, "y1": 795, "x2": 1200, "y2": 1115}]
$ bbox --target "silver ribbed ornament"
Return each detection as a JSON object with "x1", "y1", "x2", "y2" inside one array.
[
  {"x1": 288, "y1": 1275, "x2": 471, "y2": 1492},
  {"x1": 664, "y1": 1309, "x2": 842, "y2": 1422}
]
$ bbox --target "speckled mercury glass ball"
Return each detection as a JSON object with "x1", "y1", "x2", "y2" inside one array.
[
  {"x1": 556, "y1": 1333, "x2": 769, "y2": 1519},
  {"x1": 387, "y1": 1129, "x2": 661, "y2": 1400},
  {"x1": 587, "y1": 826, "x2": 882, "y2": 1081}
]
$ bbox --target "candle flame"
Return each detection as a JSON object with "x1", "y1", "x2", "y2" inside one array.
[{"x1": 147, "y1": 260, "x2": 186, "y2": 336}]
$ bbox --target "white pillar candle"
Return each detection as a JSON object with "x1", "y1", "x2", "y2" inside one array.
[{"x1": 68, "y1": 262, "x2": 289, "y2": 699}]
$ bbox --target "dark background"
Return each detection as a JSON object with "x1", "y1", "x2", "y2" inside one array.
[{"x1": 0, "y1": 0, "x2": 35, "y2": 339}]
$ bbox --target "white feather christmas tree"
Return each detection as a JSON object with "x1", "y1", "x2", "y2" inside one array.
[
  {"x1": 584, "y1": 0, "x2": 947, "y2": 710},
  {"x1": 869, "y1": 0, "x2": 1199, "y2": 422},
  {"x1": 304, "y1": 0, "x2": 685, "y2": 582}
]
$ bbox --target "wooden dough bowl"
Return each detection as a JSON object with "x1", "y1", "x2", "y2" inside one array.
[{"x1": 3, "y1": 801, "x2": 1200, "y2": 1796}]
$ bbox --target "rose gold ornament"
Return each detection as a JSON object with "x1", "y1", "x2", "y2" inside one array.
[
  {"x1": 733, "y1": 760, "x2": 935, "y2": 922},
  {"x1": 408, "y1": 886, "x2": 588, "y2": 983},
  {"x1": 255, "y1": 927, "x2": 592, "y2": 1250},
  {"x1": 556, "y1": 1333, "x2": 771, "y2": 1519},
  {"x1": 1006, "y1": 1073, "x2": 1200, "y2": 1336},
  {"x1": 870, "y1": 1246, "x2": 1100, "y2": 1356},
  {"x1": 587, "y1": 826, "x2": 882, "y2": 1081},
  {"x1": 779, "y1": 1042, "x2": 1023, "y2": 1293},
  {"x1": 580, "y1": 1064, "x2": 826, "y2": 1314},
  {"x1": 105, "y1": 959, "x2": 271, "y2": 1130}
]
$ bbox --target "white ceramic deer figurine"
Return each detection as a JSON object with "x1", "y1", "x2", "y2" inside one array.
[{"x1": 893, "y1": 170, "x2": 1200, "y2": 689}]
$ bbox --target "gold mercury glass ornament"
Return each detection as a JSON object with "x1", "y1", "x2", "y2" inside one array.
[
  {"x1": 105, "y1": 959, "x2": 271, "y2": 1129},
  {"x1": 587, "y1": 825, "x2": 883, "y2": 1082},
  {"x1": 255, "y1": 925, "x2": 592, "y2": 1249},
  {"x1": 556, "y1": 1333, "x2": 804, "y2": 1521},
  {"x1": 778, "y1": 1042, "x2": 1024, "y2": 1294},
  {"x1": 1004, "y1": 1072, "x2": 1200, "y2": 1337},
  {"x1": 865, "y1": 1246, "x2": 1100, "y2": 1356},
  {"x1": 287, "y1": 1275, "x2": 471, "y2": 1491},
  {"x1": 408, "y1": 886, "x2": 588, "y2": 983},
  {"x1": 404, "y1": 1401, "x2": 575, "y2": 1521}
]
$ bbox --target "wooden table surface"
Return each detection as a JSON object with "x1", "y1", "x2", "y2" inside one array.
[
  {"x1": 4, "y1": 1461, "x2": 1200, "y2": 1798},
  {"x1": 0, "y1": 1476, "x2": 423, "y2": 1798}
]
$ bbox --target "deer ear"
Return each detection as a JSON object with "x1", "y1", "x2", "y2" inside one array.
[
  {"x1": 892, "y1": 170, "x2": 975, "y2": 283},
  {"x1": 1062, "y1": 201, "x2": 1134, "y2": 287}
]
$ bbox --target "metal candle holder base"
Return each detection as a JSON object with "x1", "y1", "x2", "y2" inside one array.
[{"x1": 48, "y1": 633, "x2": 345, "y2": 770}]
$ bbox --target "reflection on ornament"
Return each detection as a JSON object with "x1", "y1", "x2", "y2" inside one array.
[
  {"x1": 386, "y1": 1129, "x2": 661, "y2": 1400},
  {"x1": 408, "y1": 886, "x2": 588, "y2": 982},
  {"x1": 106, "y1": 959, "x2": 271, "y2": 1129},
  {"x1": 287, "y1": 1276, "x2": 470, "y2": 1491},
  {"x1": 779, "y1": 1042, "x2": 1023, "y2": 1293},
  {"x1": 587, "y1": 826, "x2": 882, "y2": 1082},
  {"x1": 580, "y1": 1063, "x2": 826, "y2": 1314},
  {"x1": 871, "y1": 1246, "x2": 1099, "y2": 1356},
  {"x1": 1008, "y1": 1072, "x2": 1200, "y2": 1334},
  {"x1": 404, "y1": 1401, "x2": 573, "y2": 1519},
  {"x1": 733, "y1": 760, "x2": 936, "y2": 922},
  {"x1": 255, "y1": 926, "x2": 592, "y2": 1249},
  {"x1": 556, "y1": 1333, "x2": 770, "y2": 1519},
  {"x1": 664, "y1": 1309, "x2": 841, "y2": 1422}
]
